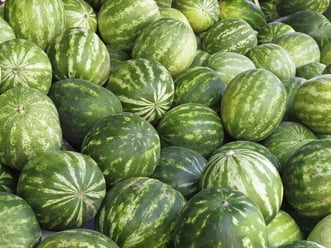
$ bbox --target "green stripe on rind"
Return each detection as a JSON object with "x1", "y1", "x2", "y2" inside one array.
[
  {"x1": 200, "y1": 148, "x2": 283, "y2": 224},
  {"x1": 47, "y1": 27, "x2": 110, "y2": 85},
  {"x1": 157, "y1": 103, "x2": 224, "y2": 157},
  {"x1": 0, "y1": 164, "x2": 18, "y2": 193},
  {"x1": 174, "y1": 187, "x2": 268, "y2": 247},
  {"x1": 247, "y1": 43, "x2": 296, "y2": 81},
  {"x1": 282, "y1": 139, "x2": 331, "y2": 218},
  {"x1": 106, "y1": 58, "x2": 174, "y2": 124},
  {"x1": 173, "y1": 66, "x2": 226, "y2": 111},
  {"x1": 62, "y1": 0, "x2": 97, "y2": 32},
  {"x1": 0, "y1": 38, "x2": 52, "y2": 94},
  {"x1": 96, "y1": 177, "x2": 186, "y2": 248},
  {"x1": 221, "y1": 68, "x2": 286, "y2": 141},
  {"x1": 81, "y1": 112, "x2": 161, "y2": 186},
  {"x1": 4, "y1": 0, "x2": 65, "y2": 50},
  {"x1": 0, "y1": 87, "x2": 63, "y2": 170},
  {"x1": 16, "y1": 150, "x2": 106, "y2": 231},
  {"x1": 98, "y1": 0, "x2": 160, "y2": 51},
  {"x1": 276, "y1": 0, "x2": 330, "y2": 16},
  {"x1": 132, "y1": 18, "x2": 197, "y2": 76},
  {"x1": 0, "y1": 17, "x2": 15, "y2": 44},
  {"x1": 257, "y1": 22, "x2": 295, "y2": 44},
  {"x1": 38, "y1": 229, "x2": 119, "y2": 248},
  {"x1": 293, "y1": 74, "x2": 331, "y2": 134},
  {"x1": 201, "y1": 18, "x2": 258, "y2": 55},
  {"x1": 0, "y1": 192, "x2": 41, "y2": 247},
  {"x1": 151, "y1": 146, "x2": 208, "y2": 199},
  {"x1": 267, "y1": 210, "x2": 302, "y2": 248}
]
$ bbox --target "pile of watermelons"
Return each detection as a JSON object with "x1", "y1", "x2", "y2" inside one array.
[{"x1": 0, "y1": 0, "x2": 331, "y2": 247}]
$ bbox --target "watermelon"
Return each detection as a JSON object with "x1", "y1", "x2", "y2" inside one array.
[
  {"x1": 0, "y1": 16, "x2": 15, "y2": 44},
  {"x1": 296, "y1": 62, "x2": 326, "y2": 80},
  {"x1": 97, "y1": 0, "x2": 160, "y2": 51},
  {"x1": 190, "y1": 49, "x2": 210, "y2": 68},
  {"x1": 203, "y1": 51, "x2": 256, "y2": 85},
  {"x1": 62, "y1": 0, "x2": 97, "y2": 32},
  {"x1": 172, "y1": 66, "x2": 226, "y2": 111},
  {"x1": 275, "y1": 0, "x2": 330, "y2": 16},
  {"x1": 257, "y1": 21, "x2": 295, "y2": 44},
  {"x1": 0, "y1": 87, "x2": 63, "y2": 170},
  {"x1": 0, "y1": 163, "x2": 18, "y2": 193},
  {"x1": 278, "y1": 240, "x2": 327, "y2": 248},
  {"x1": 96, "y1": 177, "x2": 186, "y2": 248},
  {"x1": 0, "y1": 38, "x2": 52, "y2": 94},
  {"x1": 16, "y1": 150, "x2": 106, "y2": 231},
  {"x1": 159, "y1": 7, "x2": 191, "y2": 27},
  {"x1": 201, "y1": 17, "x2": 258, "y2": 55},
  {"x1": 273, "y1": 32, "x2": 321, "y2": 69},
  {"x1": 155, "y1": 0, "x2": 173, "y2": 8},
  {"x1": 219, "y1": 0, "x2": 267, "y2": 30},
  {"x1": 0, "y1": 192, "x2": 41, "y2": 247},
  {"x1": 174, "y1": 187, "x2": 268, "y2": 247},
  {"x1": 37, "y1": 229, "x2": 119, "y2": 248},
  {"x1": 293, "y1": 74, "x2": 331, "y2": 134},
  {"x1": 282, "y1": 139, "x2": 331, "y2": 219},
  {"x1": 48, "y1": 78, "x2": 123, "y2": 149},
  {"x1": 260, "y1": 1, "x2": 280, "y2": 22},
  {"x1": 261, "y1": 121, "x2": 317, "y2": 171},
  {"x1": 81, "y1": 112, "x2": 161, "y2": 186},
  {"x1": 157, "y1": 103, "x2": 224, "y2": 157},
  {"x1": 320, "y1": 42, "x2": 331, "y2": 64},
  {"x1": 106, "y1": 58, "x2": 174, "y2": 124},
  {"x1": 4, "y1": 0, "x2": 65, "y2": 50},
  {"x1": 132, "y1": 18, "x2": 197, "y2": 76},
  {"x1": 200, "y1": 147, "x2": 283, "y2": 224},
  {"x1": 172, "y1": 0, "x2": 220, "y2": 33},
  {"x1": 151, "y1": 146, "x2": 207, "y2": 199},
  {"x1": 307, "y1": 213, "x2": 331, "y2": 247},
  {"x1": 106, "y1": 45, "x2": 130, "y2": 74},
  {"x1": 221, "y1": 68, "x2": 287, "y2": 141},
  {"x1": 267, "y1": 210, "x2": 302, "y2": 248},
  {"x1": 47, "y1": 27, "x2": 110, "y2": 85},
  {"x1": 247, "y1": 43, "x2": 296, "y2": 81}
]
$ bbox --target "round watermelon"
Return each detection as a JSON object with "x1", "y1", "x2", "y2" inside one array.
[
  {"x1": 0, "y1": 16, "x2": 15, "y2": 44},
  {"x1": 96, "y1": 177, "x2": 186, "y2": 248},
  {"x1": 0, "y1": 192, "x2": 41, "y2": 247},
  {"x1": 81, "y1": 112, "x2": 161, "y2": 186},
  {"x1": 4, "y1": 0, "x2": 66, "y2": 50},
  {"x1": 257, "y1": 21, "x2": 295, "y2": 44},
  {"x1": 307, "y1": 213, "x2": 331, "y2": 247},
  {"x1": 16, "y1": 150, "x2": 106, "y2": 231},
  {"x1": 296, "y1": 62, "x2": 326, "y2": 80},
  {"x1": 106, "y1": 58, "x2": 174, "y2": 124},
  {"x1": 159, "y1": 7, "x2": 191, "y2": 27},
  {"x1": 174, "y1": 187, "x2": 268, "y2": 247},
  {"x1": 0, "y1": 38, "x2": 52, "y2": 94},
  {"x1": 47, "y1": 27, "x2": 110, "y2": 85},
  {"x1": 275, "y1": 0, "x2": 330, "y2": 16},
  {"x1": 0, "y1": 87, "x2": 63, "y2": 170}
]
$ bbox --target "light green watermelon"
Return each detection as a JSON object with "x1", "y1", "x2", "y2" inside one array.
[
  {"x1": 0, "y1": 16, "x2": 15, "y2": 44},
  {"x1": 307, "y1": 213, "x2": 331, "y2": 247}
]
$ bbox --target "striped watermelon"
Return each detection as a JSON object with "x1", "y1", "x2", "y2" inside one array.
[
  {"x1": 157, "y1": 103, "x2": 224, "y2": 157},
  {"x1": 203, "y1": 51, "x2": 256, "y2": 85},
  {"x1": 98, "y1": 0, "x2": 160, "y2": 51},
  {"x1": 16, "y1": 150, "x2": 106, "y2": 231},
  {"x1": 307, "y1": 213, "x2": 331, "y2": 247},
  {"x1": 282, "y1": 139, "x2": 331, "y2": 219},
  {"x1": 190, "y1": 49, "x2": 210, "y2": 68},
  {"x1": 172, "y1": 0, "x2": 220, "y2": 33},
  {"x1": 296, "y1": 62, "x2": 326, "y2": 80},
  {"x1": 0, "y1": 17, "x2": 15, "y2": 44},
  {"x1": 200, "y1": 147, "x2": 283, "y2": 224},
  {"x1": 247, "y1": 43, "x2": 296, "y2": 81},
  {"x1": 267, "y1": 210, "x2": 302, "y2": 248},
  {"x1": 293, "y1": 74, "x2": 331, "y2": 134},
  {"x1": 159, "y1": 7, "x2": 191, "y2": 27},
  {"x1": 38, "y1": 229, "x2": 119, "y2": 248},
  {"x1": 155, "y1": 0, "x2": 173, "y2": 8},
  {"x1": 261, "y1": 121, "x2": 317, "y2": 171},
  {"x1": 0, "y1": 87, "x2": 63, "y2": 170},
  {"x1": 62, "y1": 0, "x2": 97, "y2": 32},
  {"x1": 47, "y1": 27, "x2": 110, "y2": 85},
  {"x1": 172, "y1": 66, "x2": 226, "y2": 111},
  {"x1": 201, "y1": 17, "x2": 258, "y2": 55},
  {"x1": 278, "y1": 240, "x2": 327, "y2": 248},
  {"x1": 0, "y1": 192, "x2": 41, "y2": 247},
  {"x1": 81, "y1": 112, "x2": 161, "y2": 186},
  {"x1": 4, "y1": 0, "x2": 65, "y2": 50},
  {"x1": 0, "y1": 38, "x2": 52, "y2": 94},
  {"x1": 96, "y1": 177, "x2": 186, "y2": 248},
  {"x1": 132, "y1": 18, "x2": 197, "y2": 76},
  {"x1": 48, "y1": 78, "x2": 123, "y2": 149},
  {"x1": 221, "y1": 68, "x2": 287, "y2": 141},
  {"x1": 275, "y1": 0, "x2": 330, "y2": 16},
  {"x1": 320, "y1": 42, "x2": 331, "y2": 65},
  {"x1": 174, "y1": 187, "x2": 268, "y2": 247},
  {"x1": 0, "y1": 163, "x2": 18, "y2": 193},
  {"x1": 257, "y1": 21, "x2": 295, "y2": 44},
  {"x1": 106, "y1": 45, "x2": 130, "y2": 74},
  {"x1": 151, "y1": 146, "x2": 207, "y2": 199},
  {"x1": 106, "y1": 58, "x2": 174, "y2": 124},
  {"x1": 260, "y1": 1, "x2": 280, "y2": 22}
]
